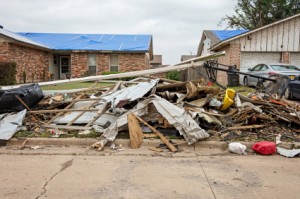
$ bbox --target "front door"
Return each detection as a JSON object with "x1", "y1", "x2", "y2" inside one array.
[{"x1": 60, "y1": 56, "x2": 70, "y2": 79}]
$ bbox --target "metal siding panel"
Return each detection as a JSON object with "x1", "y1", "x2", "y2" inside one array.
[
  {"x1": 261, "y1": 29, "x2": 268, "y2": 51},
  {"x1": 282, "y1": 21, "x2": 289, "y2": 51},
  {"x1": 267, "y1": 27, "x2": 273, "y2": 51},
  {"x1": 294, "y1": 17, "x2": 300, "y2": 51},
  {"x1": 278, "y1": 23, "x2": 284, "y2": 51}
]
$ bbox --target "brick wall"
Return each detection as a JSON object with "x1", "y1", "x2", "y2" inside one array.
[
  {"x1": 0, "y1": 42, "x2": 9, "y2": 62},
  {"x1": 216, "y1": 44, "x2": 241, "y2": 86},
  {"x1": 7, "y1": 43, "x2": 49, "y2": 83},
  {"x1": 119, "y1": 53, "x2": 148, "y2": 72},
  {"x1": 281, "y1": 52, "x2": 290, "y2": 64},
  {"x1": 97, "y1": 54, "x2": 109, "y2": 74},
  {"x1": 70, "y1": 52, "x2": 149, "y2": 77},
  {"x1": 71, "y1": 52, "x2": 88, "y2": 78}
]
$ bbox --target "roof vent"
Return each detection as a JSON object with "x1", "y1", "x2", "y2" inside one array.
[{"x1": 0, "y1": 25, "x2": 3, "y2": 29}]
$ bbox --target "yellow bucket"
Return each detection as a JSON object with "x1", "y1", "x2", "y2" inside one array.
[{"x1": 221, "y1": 89, "x2": 236, "y2": 111}]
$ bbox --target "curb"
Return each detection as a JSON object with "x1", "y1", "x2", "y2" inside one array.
[{"x1": 5, "y1": 138, "x2": 298, "y2": 150}]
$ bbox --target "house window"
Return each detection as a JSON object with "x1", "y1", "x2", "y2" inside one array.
[
  {"x1": 88, "y1": 54, "x2": 97, "y2": 75},
  {"x1": 110, "y1": 55, "x2": 119, "y2": 72}
]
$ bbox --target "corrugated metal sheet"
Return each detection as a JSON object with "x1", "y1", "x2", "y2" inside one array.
[
  {"x1": 0, "y1": 28, "x2": 49, "y2": 49},
  {"x1": 17, "y1": 32, "x2": 152, "y2": 51}
]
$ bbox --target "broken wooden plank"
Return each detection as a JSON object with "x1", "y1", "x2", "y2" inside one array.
[
  {"x1": 30, "y1": 108, "x2": 100, "y2": 114},
  {"x1": 128, "y1": 113, "x2": 144, "y2": 149},
  {"x1": 224, "y1": 125, "x2": 265, "y2": 131},
  {"x1": 148, "y1": 147, "x2": 163, "y2": 152},
  {"x1": 66, "y1": 100, "x2": 99, "y2": 126},
  {"x1": 43, "y1": 125, "x2": 92, "y2": 130},
  {"x1": 135, "y1": 115, "x2": 177, "y2": 152},
  {"x1": 46, "y1": 95, "x2": 82, "y2": 124},
  {"x1": 85, "y1": 101, "x2": 111, "y2": 127}
]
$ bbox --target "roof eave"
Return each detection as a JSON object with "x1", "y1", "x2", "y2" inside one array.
[{"x1": 211, "y1": 13, "x2": 300, "y2": 51}]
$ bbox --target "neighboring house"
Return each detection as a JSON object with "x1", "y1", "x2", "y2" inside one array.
[
  {"x1": 150, "y1": 55, "x2": 162, "y2": 68},
  {"x1": 0, "y1": 28, "x2": 153, "y2": 83},
  {"x1": 180, "y1": 55, "x2": 197, "y2": 81},
  {"x1": 197, "y1": 13, "x2": 300, "y2": 85}
]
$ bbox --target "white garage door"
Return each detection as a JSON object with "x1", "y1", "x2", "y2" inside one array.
[
  {"x1": 290, "y1": 53, "x2": 300, "y2": 66},
  {"x1": 240, "y1": 52, "x2": 281, "y2": 84}
]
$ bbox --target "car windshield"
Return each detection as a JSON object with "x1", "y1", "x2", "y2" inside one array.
[{"x1": 270, "y1": 65, "x2": 300, "y2": 71}]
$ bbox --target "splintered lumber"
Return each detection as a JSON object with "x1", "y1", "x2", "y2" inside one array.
[
  {"x1": 29, "y1": 109, "x2": 100, "y2": 114},
  {"x1": 43, "y1": 125, "x2": 92, "y2": 130},
  {"x1": 224, "y1": 125, "x2": 265, "y2": 131},
  {"x1": 128, "y1": 113, "x2": 144, "y2": 149},
  {"x1": 111, "y1": 81, "x2": 122, "y2": 92},
  {"x1": 46, "y1": 95, "x2": 82, "y2": 124},
  {"x1": 15, "y1": 95, "x2": 32, "y2": 111},
  {"x1": 85, "y1": 101, "x2": 111, "y2": 127},
  {"x1": 148, "y1": 147, "x2": 163, "y2": 152},
  {"x1": 135, "y1": 115, "x2": 177, "y2": 152},
  {"x1": 66, "y1": 100, "x2": 99, "y2": 126}
]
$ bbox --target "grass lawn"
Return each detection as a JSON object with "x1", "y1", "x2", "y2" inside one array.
[
  {"x1": 228, "y1": 85, "x2": 255, "y2": 96},
  {"x1": 41, "y1": 82, "x2": 113, "y2": 90}
]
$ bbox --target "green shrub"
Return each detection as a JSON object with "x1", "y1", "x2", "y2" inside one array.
[
  {"x1": 166, "y1": 71, "x2": 180, "y2": 81},
  {"x1": 0, "y1": 62, "x2": 17, "y2": 85}
]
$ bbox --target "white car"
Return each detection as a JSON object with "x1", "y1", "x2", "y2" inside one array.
[{"x1": 243, "y1": 63, "x2": 300, "y2": 86}]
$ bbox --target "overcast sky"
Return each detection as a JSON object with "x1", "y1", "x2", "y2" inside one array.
[{"x1": 0, "y1": 0, "x2": 236, "y2": 65}]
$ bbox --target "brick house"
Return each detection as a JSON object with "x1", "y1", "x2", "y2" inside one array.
[
  {"x1": 197, "y1": 13, "x2": 300, "y2": 85},
  {"x1": 0, "y1": 28, "x2": 153, "y2": 83}
]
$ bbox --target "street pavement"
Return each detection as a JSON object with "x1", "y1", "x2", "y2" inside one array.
[{"x1": 0, "y1": 145, "x2": 299, "y2": 199}]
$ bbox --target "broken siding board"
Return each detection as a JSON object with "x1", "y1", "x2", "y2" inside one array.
[
  {"x1": 282, "y1": 20, "x2": 290, "y2": 51},
  {"x1": 266, "y1": 27, "x2": 273, "y2": 51},
  {"x1": 128, "y1": 113, "x2": 144, "y2": 149},
  {"x1": 261, "y1": 28, "x2": 268, "y2": 51},
  {"x1": 294, "y1": 17, "x2": 300, "y2": 51},
  {"x1": 135, "y1": 115, "x2": 177, "y2": 152},
  {"x1": 288, "y1": 19, "x2": 295, "y2": 51}
]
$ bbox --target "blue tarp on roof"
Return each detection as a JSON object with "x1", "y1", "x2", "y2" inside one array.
[
  {"x1": 17, "y1": 33, "x2": 152, "y2": 52},
  {"x1": 212, "y1": 30, "x2": 248, "y2": 41}
]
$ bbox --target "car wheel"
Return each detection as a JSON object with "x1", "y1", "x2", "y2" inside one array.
[
  {"x1": 244, "y1": 77, "x2": 249, "y2": 86},
  {"x1": 284, "y1": 87, "x2": 292, "y2": 100}
]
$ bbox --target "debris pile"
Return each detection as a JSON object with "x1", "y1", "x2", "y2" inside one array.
[{"x1": 1, "y1": 76, "x2": 300, "y2": 152}]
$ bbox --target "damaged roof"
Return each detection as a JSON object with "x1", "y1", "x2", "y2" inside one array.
[{"x1": 17, "y1": 32, "x2": 152, "y2": 52}]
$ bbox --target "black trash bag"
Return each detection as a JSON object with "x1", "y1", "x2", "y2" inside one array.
[{"x1": 0, "y1": 84, "x2": 44, "y2": 113}]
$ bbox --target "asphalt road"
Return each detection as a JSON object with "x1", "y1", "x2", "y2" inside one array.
[{"x1": 0, "y1": 146, "x2": 299, "y2": 199}]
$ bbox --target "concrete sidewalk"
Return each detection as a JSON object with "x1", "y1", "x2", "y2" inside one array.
[{"x1": 0, "y1": 144, "x2": 300, "y2": 199}]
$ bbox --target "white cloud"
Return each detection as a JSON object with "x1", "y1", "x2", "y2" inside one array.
[{"x1": 0, "y1": 0, "x2": 236, "y2": 64}]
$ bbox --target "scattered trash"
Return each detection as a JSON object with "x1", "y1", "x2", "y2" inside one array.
[
  {"x1": 228, "y1": 142, "x2": 247, "y2": 155},
  {"x1": 252, "y1": 141, "x2": 276, "y2": 155},
  {"x1": 277, "y1": 147, "x2": 300, "y2": 158}
]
